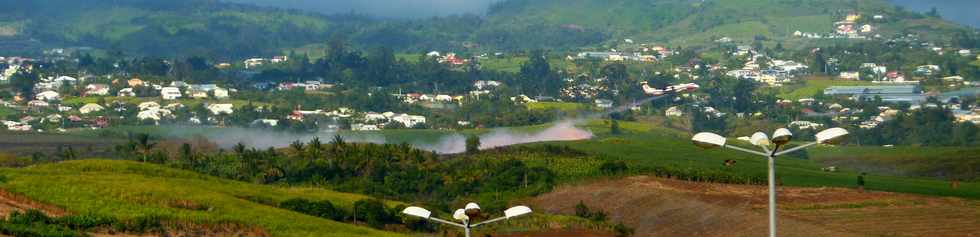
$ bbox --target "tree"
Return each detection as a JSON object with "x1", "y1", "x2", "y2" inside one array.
[
  {"x1": 926, "y1": 7, "x2": 941, "y2": 18},
  {"x1": 135, "y1": 133, "x2": 157, "y2": 163},
  {"x1": 610, "y1": 119, "x2": 622, "y2": 135},
  {"x1": 466, "y1": 135, "x2": 481, "y2": 154}
]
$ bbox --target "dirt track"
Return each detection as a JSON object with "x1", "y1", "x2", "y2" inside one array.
[{"x1": 528, "y1": 176, "x2": 980, "y2": 237}]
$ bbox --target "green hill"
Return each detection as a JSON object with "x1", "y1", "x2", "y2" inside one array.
[
  {"x1": 3, "y1": 0, "x2": 974, "y2": 57},
  {"x1": 0, "y1": 159, "x2": 400, "y2": 236}
]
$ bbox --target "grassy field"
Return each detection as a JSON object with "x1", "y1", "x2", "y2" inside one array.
[
  {"x1": 778, "y1": 77, "x2": 876, "y2": 100},
  {"x1": 0, "y1": 160, "x2": 400, "y2": 237},
  {"x1": 526, "y1": 120, "x2": 980, "y2": 199},
  {"x1": 809, "y1": 146, "x2": 980, "y2": 179}
]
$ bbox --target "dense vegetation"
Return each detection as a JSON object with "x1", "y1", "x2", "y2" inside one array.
[{"x1": 3, "y1": 0, "x2": 974, "y2": 56}]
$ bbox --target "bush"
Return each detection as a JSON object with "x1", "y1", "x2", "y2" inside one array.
[
  {"x1": 279, "y1": 198, "x2": 348, "y2": 221},
  {"x1": 598, "y1": 160, "x2": 628, "y2": 175},
  {"x1": 574, "y1": 201, "x2": 608, "y2": 222},
  {"x1": 353, "y1": 199, "x2": 398, "y2": 229},
  {"x1": 0, "y1": 210, "x2": 87, "y2": 237}
]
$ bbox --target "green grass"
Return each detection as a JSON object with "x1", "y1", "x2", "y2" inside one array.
[
  {"x1": 809, "y1": 146, "x2": 980, "y2": 179},
  {"x1": 527, "y1": 102, "x2": 589, "y2": 113},
  {"x1": 0, "y1": 160, "x2": 401, "y2": 237},
  {"x1": 528, "y1": 120, "x2": 980, "y2": 199},
  {"x1": 778, "y1": 77, "x2": 875, "y2": 100}
]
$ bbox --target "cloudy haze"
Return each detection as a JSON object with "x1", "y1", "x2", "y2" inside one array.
[{"x1": 224, "y1": 0, "x2": 501, "y2": 18}]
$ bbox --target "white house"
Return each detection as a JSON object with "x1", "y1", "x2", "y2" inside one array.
[
  {"x1": 85, "y1": 84, "x2": 110, "y2": 96},
  {"x1": 435, "y1": 95, "x2": 453, "y2": 102},
  {"x1": 35, "y1": 91, "x2": 60, "y2": 101},
  {"x1": 79, "y1": 103, "x2": 105, "y2": 114},
  {"x1": 665, "y1": 106, "x2": 684, "y2": 117},
  {"x1": 391, "y1": 114, "x2": 426, "y2": 128},
  {"x1": 207, "y1": 104, "x2": 234, "y2": 115},
  {"x1": 138, "y1": 102, "x2": 161, "y2": 111},
  {"x1": 213, "y1": 87, "x2": 230, "y2": 99},
  {"x1": 118, "y1": 88, "x2": 136, "y2": 97},
  {"x1": 364, "y1": 112, "x2": 387, "y2": 122},
  {"x1": 161, "y1": 87, "x2": 182, "y2": 100},
  {"x1": 137, "y1": 109, "x2": 172, "y2": 122},
  {"x1": 595, "y1": 99, "x2": 614, "y2": 109},
  {"x1": 352, "y1": 124, "x2": 381, "y2": 131},
  {"x1": 840, "y1": 71, "x2": 860, "y2": 80}
]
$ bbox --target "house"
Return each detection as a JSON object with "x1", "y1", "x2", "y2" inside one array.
[
  {"x1": 207, "y1": 104, "x2": 234, "y2": 115},
  {"x1": 84, "y1": 84, "x2": 110, "y2": 96},
  {"x1": 364, "y1": 112, "x2": 387, "y2": 122},
  {"x1": 789, "y1": 121, "x2": 824, "y2": 130},
  {"x1": 54, "y1": 76, "x2": 79, "y2": 85},
  {"x1": 254, "y1": 119, "x2": 279, "y2": 127},
  {"x1": 474, "y1": 80, "x2": 502, "y2": 90},
  {"x1": 595, "y1": 99, "x2": 614, "y2": 109},
  {"x1": 79, "y1": 103, "x2": 105, "y2": 114},
  {"x1": 127, "y1": 78, "x2": 144, "y2": 87},
  {"x1": 244, "y1": 58, "x2": 265, "y2": 69},
  {"x1": 28, "y1": 100, "x2": 49, "y2": 108},
  {"x1": 391, "y1": 114, "x2": 426, "y2": 128},
  {"x1": 959, "y1": 49, "x2": 972, "y2": 57},
  {"x1": 271, "y1": 56, "x2": 289, "y2": 63},
  {"x1": 138, "y1": 102, "x2": 160, "y2": 111},
  {"x1": 137, "y1": 109, "x2": 172, "y2": 122},
  {"x1": 860, "y1": 24, "x2": 873, "y2": 33},
  {"x1": 915, "y1": 65, "x2": 940, "y2": 75},
  {"x1": 187, "y1": 89, "x2": 209, "y2": 99},
  {"x1": 164, "y1": 103, "x2": 185, "y2": 110},
  {"x1": 161, "y1": 87, "x2": 182, "y2": 100},
  {"x1": 352, "y1": 124, "x2": 381, "y2": 131},
  {"x1": 35, "y1": 91, "x2": 60, "y2": 101},
  {"x1": 665, "y1": 106, "x2": 684, "y2": 117},
  {"x1": 118, "y1": 88, "x2": 136, "y2": 97},
  {"x1": 884, "y1": 71, "x2": 905, "y2": 81},
  {"x1": 213, "y1": 87, "x2": 230, "y2": 99},
  {"x1": 839, "y1": 71, "x2": 860, "y2": 80},
  {"x1": 435, "y1": 95, "x2": 453, "y2": 102}
]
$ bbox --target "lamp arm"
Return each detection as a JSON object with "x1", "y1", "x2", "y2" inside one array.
[
  {"x1": 471, "y1": 216, "x2": 509, "y2": 228},
  {"x1": 427, "y1": 217, "x2": 466, "y2": 228},
  {"x1": 724, "y1": 144, "x2": 770, "y2": 157},
  {"x1": 760, "y1": 145, "x2": 771, "y2": 154},
  {"x1": 775, "y1": 142, "x2": 819, "y2": 156}
]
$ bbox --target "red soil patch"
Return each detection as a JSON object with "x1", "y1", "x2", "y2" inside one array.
[{"x1": 528, "y1": 176, "x2": 980, "y2": 237}]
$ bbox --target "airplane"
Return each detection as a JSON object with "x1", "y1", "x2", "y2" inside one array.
[{"x1": 641, "y1": 81, "x2": 700, "y2": 96}]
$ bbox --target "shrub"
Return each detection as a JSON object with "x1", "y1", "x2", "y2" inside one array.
[
  {"x1": 353, "y1": 199, "x2": 398, "y2": 229},
  {"x1": 279, "y1": 198, "x2": 348, "y2": 221},
  {"x1": 574, "y1": 201, "x2": 608, "y2": 222},
  {"x1": 598, "y1": 160, "x2": 628, "y2": 175}
]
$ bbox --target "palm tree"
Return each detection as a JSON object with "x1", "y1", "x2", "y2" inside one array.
[{"x1": 135, "y1": 133, "x2": 156, "y2": 163}]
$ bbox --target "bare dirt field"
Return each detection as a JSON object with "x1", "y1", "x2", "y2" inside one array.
[{"x1": 528, "y1": 176, "x2": 980, "y2": 237}]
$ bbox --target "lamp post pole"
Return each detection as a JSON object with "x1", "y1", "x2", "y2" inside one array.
[
  {"x1": 693, "y1": 128, "x2": 848, "y2": 237},
  {"x1": 767, "y1": 146, "x2": 779, "y2": 237}
]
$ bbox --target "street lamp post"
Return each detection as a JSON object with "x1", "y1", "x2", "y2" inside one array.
[
  {"x1": 692, "y1": 127, "x2": 848, "y2": 237},
  {"x1": 403, "y1": 203, "x2": 533, "y2": 237}
]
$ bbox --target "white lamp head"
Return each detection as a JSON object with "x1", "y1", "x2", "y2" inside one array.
[
  {"x1": 750, "y1": 132, "x2": 771, "y2": 147},
  {"x1": 771, "y1": 128, "x2": 793, "y2": 146},
  {"x1": 504, "y1": 206, "x2": 533, "y2": 219},
  {"x1": 816, "y1": 127, "x2": 849, "y2": 144},
  {"x1": 453, "y1": 208, "x2": 469, "y2": 221},
  {"x1": 464, "y1": 202, "x2": 481, "y2": 216},
  {"x1": 402, "y1": 206, "x2": 432, "y2": 219},
  {"x1": 692, "y1": 132, "x2": 726, "y2": 148}
]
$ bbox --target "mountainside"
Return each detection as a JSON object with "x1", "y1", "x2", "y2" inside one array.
[{"x1": 1, "y1": 0, "x2": 974, "y2": 57}]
